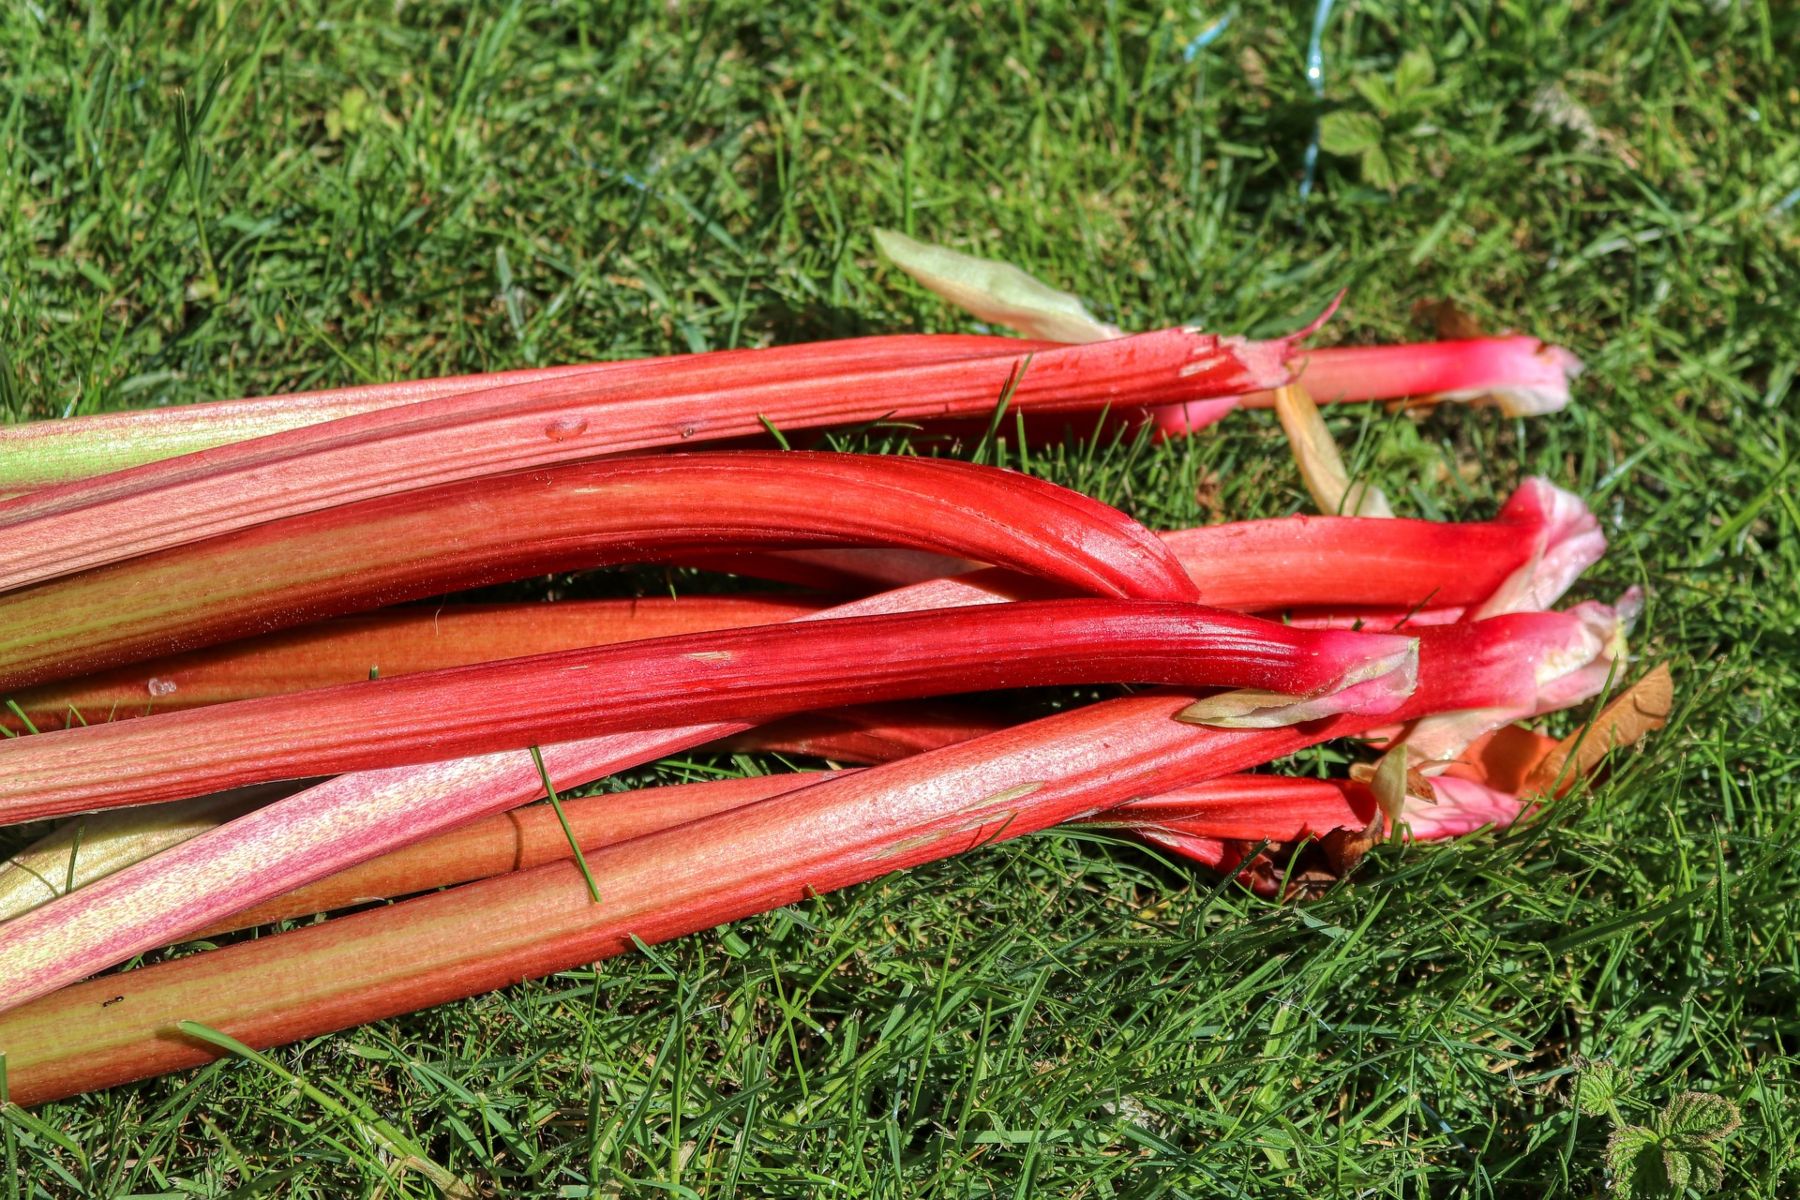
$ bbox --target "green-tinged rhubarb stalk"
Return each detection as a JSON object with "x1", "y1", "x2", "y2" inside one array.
[
  {"x1": 198, "y1": 772, "x2": 1388, "y2": 938},
  {"x1": 0, "y1": 234, "x2": 1580, "y2": 492},
  {"x1": 0, "y1": 335, "x2": 1052, "y2": 490},
  {"x1": 0, "y1": 599, "x2": 1419, "y2": 820},
  {"x1": 0, "y1": 611, "x2": 1579, "y2": 1102},
  {"x1": 0, "y1": 451, "x2": 1196, "y2": 690},
  {"x1": 0, "y1": 786, "x2": 297, "y2": 917},
  {"x1": 0, "y1": 328, "x2": 1294, "y2": 591}
]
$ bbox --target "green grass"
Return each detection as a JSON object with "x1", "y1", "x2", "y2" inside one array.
[{"x1": 2, "y1": 0, "x2": 1797, "y2": 1195}]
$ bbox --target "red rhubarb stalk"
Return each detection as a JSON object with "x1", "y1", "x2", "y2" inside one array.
[
  {"x1": 0, "y1": 599, "x2": 1418, "y2": 820},
  {"x1": 2, "y1": 597, "x2": 827, "y2": 731},
  {"x1": 0, "y1": 451, "x2": 1196, "y2": 689},
  {"x1": 686, "y1": 478, "x2": 1595, "y2": 613},
  {"x1": 0, "y1": 328, "x2": 1291, "y2": 591},
  {"x1": 0, "y1": 611, "x2": 1571, "y2": 1100},
  {"x1": 0, "y1": 475, "x2": 1590, "y2": 704}
]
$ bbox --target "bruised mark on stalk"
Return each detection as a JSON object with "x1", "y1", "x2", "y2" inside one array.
[
  {"x1": 686, "y1": 651, "x2": 735, "y2": 664},
  {"x1": 542, "y1": 417, "x2": 589, "y2": 442}
]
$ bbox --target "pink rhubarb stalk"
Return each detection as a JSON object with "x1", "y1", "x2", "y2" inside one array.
[
  {"x1": 1151, "y1": 337, "x2": 1586, "y2": 434},
  {"x1": 0, "y1": 451, "x2": 1195, "y2": 690},
  {"x1": 194, "y1": 773, "x2": 832, "y2": 936},
  {"x1": 0, "y1": 610, "x2": 1570, "y2": 1101},
  {"x1": 0, "y1": 328, "x2": 1291, "y2": 591},
  {"x1": 0, "y1": 599, "x2": 1417, "y2": 821}
]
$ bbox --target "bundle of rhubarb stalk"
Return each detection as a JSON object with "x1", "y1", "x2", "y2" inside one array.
[{"x1": 0, "y1": 236, "x2": 1665, "y2": 1109}]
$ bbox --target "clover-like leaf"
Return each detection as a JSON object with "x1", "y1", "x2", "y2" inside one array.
[{"x1": 1657, "y1": 1091, "x2": 1742, "y2": 1142}]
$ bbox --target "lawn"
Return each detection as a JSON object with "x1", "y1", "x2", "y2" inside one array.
[{"x1": 1, "y1": 0, "x2": 1797, "y2": 1195}]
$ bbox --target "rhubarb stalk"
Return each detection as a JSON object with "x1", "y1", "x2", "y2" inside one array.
[
  {"x1": 0, "y1": 335, "x2": 1045, "y2": 490},
  {"x1": 2, "y1": 597, "x2": 826, "y2": 731},
  {"x1": 873, "y1": 227, "x2": 1582, "y2": 430},
  {"x1": 0, "y1": 475, "x2": 1590, "y2": 706},
  {"x1": 200, "y1": 772, "x2": 1389, "y2": 938},
  {"x1": 0, "y1": 611, "x2": 1574, "y2": 1101},
  {"x1": 0, "y1": 600, "x2": 1418, "y2": 820},
  {"x1": 0, "y1": 451, "x2": 1196, "y2": 689},
  {"x1": 0, "y1": 786, "x2": 292, "y2": 918},
  {"x1": 0, "y1": 328, "x2": 1292, "y2": 591}
]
